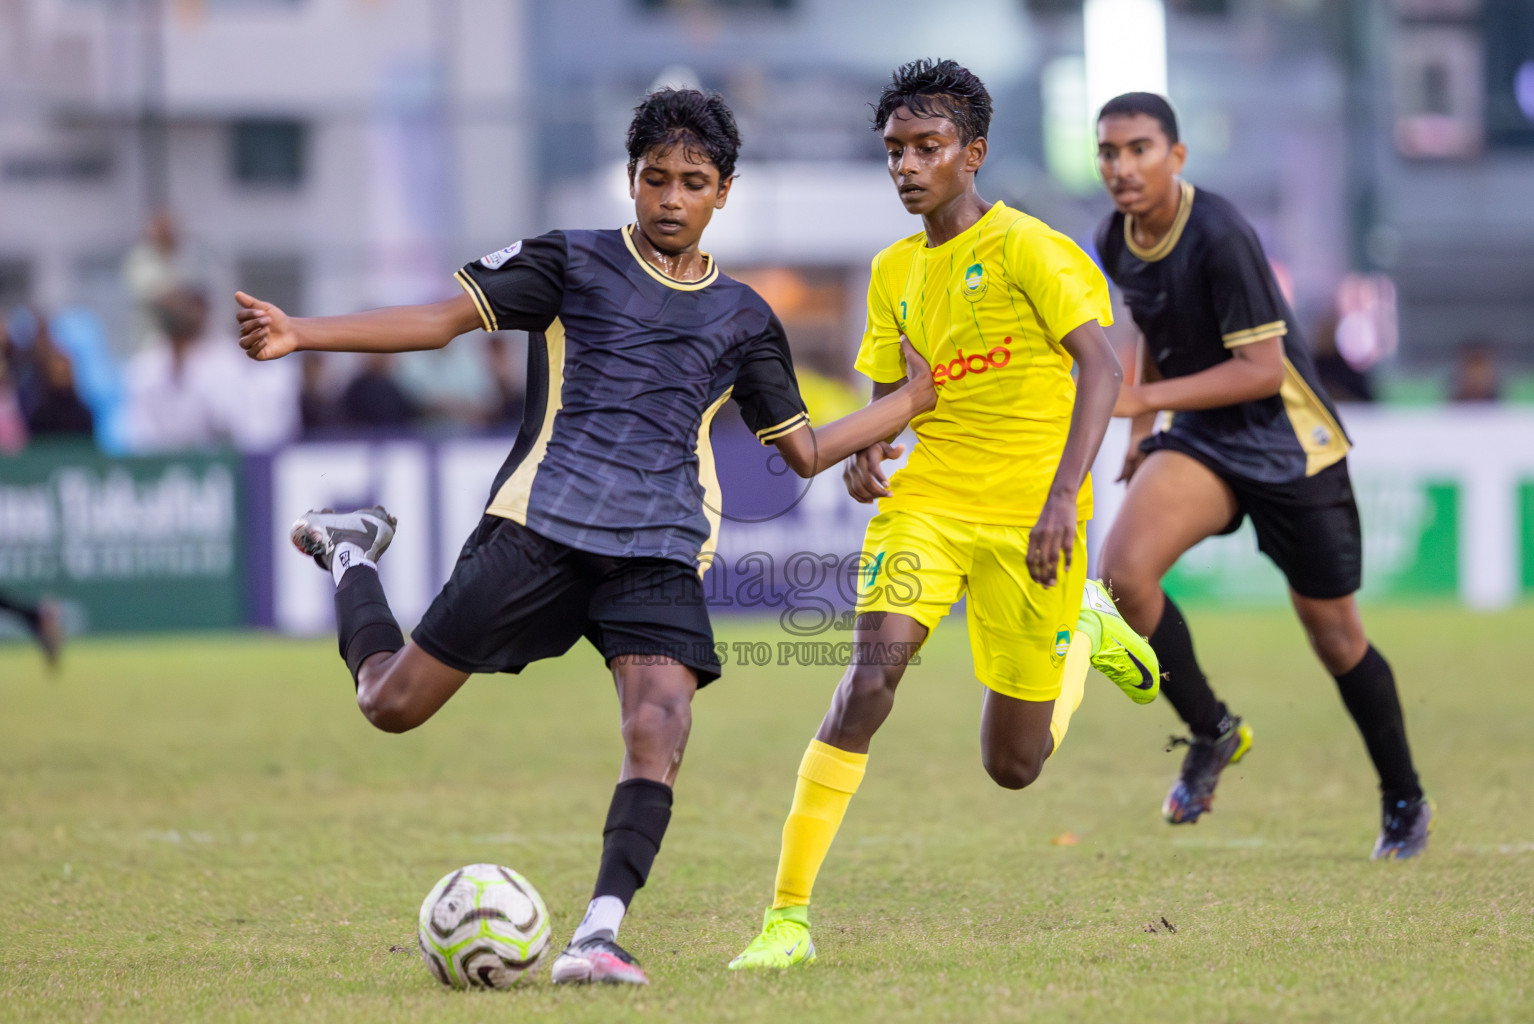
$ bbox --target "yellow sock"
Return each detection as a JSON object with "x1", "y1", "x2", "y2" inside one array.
[
  {"x1": 770, "y1": 739, "x2": 868, "y2": 909},
  {"x1": 1048, "y1": 630, "x2": 1091, "y2": 756}
]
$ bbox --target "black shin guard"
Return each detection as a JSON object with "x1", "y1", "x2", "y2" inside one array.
[
  {"x1": 1149, "y1": 592, "x2": 1228, "y2": 738},
  {"x1": 593, "y1": 778, "x2": 674, "y2": 907},
  {"x1": 334, "y1": 567, "x2": 404, "y2": 683},
  {"x1": 1333, "y1": 645, "x2": 1423, "y2": 803}
]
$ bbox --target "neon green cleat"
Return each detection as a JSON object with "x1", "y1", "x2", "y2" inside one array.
[
  {"x1": 1078, "y1": 579, "x2": 1160, "y2": 704},
  {"x1": 727, "y1": 905, "x2": 816, "y2": 970}
]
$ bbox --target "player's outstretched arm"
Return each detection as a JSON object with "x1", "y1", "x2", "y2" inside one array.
[
  {"x1": 1029, "y1": 320, "x2": 1123, "y2": 588},
  {"x1": 772, "y1": 337, "x2": 935, "y2": 479},
  {"x1": 1114, "y1": 334, "x2": 1283, "y2": 418},
  {"x1": 234, "y1": 291, "x2": 483, "y2": 361}
]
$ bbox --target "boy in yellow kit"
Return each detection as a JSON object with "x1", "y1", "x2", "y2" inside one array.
[{"x1": 729, "y1": 59, "x2": 1159, "y2": 970}]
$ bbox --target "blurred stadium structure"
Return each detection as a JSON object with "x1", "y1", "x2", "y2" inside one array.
[{"x1": 2, "y1": 0, "x2": 1534, "y2": 636}]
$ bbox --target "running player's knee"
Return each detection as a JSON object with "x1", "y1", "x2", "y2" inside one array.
[
  {"x1": 356, "y1": 679, "x2": 424, "y2": 734},
  {"x1": 622, "y1": 689, "x2": 692, "y2": 748},
  {"x1": 982, "y1": 748, "x2": 1043, "y2": 790},
  {"x1": 841, "y1": 662, "x2": 902, "y2": 708},
  {"x1": 1099, "y1": 556, "x2": 1156, "y2": 616}
]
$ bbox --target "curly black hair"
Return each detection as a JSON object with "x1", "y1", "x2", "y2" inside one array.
[
  {"x1": 871, "y1": 59, "x2": 992, "y2": 145},
  {"x1": 626, "y1": 88, "x2": 741, "y2": 183}
]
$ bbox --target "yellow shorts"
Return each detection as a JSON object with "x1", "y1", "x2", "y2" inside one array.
[{"x1": 854, "y1": 508, "x2": 1088, "y2": 703}]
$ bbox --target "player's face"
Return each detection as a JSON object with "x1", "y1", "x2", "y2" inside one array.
[
  {"x1": 629, "y1": 145, "x2": 733, "y2": 252},
  {"x1": 882, "y1": 106, "x2": 986, "y2": 216},
  {"x1": 1096, "y1": 114, "x2": 1186, "y2": 216}
]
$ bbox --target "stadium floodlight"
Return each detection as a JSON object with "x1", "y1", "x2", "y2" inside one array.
[{"x1": 1084, "y1": 0, "x2": 1168, "y2": 120}]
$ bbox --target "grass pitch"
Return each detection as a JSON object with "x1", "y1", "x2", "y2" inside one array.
[{"x1": 2, "y1": 607, "x2": 1532, "y2": 1023}]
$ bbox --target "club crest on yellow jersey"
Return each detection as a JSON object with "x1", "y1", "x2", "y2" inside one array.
[
  {"x1": 961, "y1": 262, "x2": 988, "y2": 302},
  {"x1": 1053, "y1": 628, "x2": 1071, "y2": 665}
]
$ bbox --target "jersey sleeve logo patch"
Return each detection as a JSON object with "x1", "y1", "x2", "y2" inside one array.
[
  {"x1": 479, "y1": 240, "x2": 523, "y2": 270},
  {"x1": 961, "y1": 262, "x2": 988, "y2": 302}
]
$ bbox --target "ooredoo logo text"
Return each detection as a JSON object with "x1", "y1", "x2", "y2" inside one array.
[{"x1": 931, "y1": 338, "x2": 1012, "y2": 387}]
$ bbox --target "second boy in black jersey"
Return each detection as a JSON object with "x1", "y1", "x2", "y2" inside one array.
[
  {"x1": 1092, "y1": 92, "x2": 1429, "y2": 860},
  {"x1": 234, "y1": 89, "x2": 937, "y2": 985}
]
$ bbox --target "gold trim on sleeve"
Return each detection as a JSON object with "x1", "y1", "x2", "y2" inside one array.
[
  {"x1": 755, "y1": 412, "x2": 810, "y2": 445},
  {"x1": 1222, "y1": 320, "x2": 1288, "y2": 348},
  {"x1": 454, "y1": 269, "x2": 498, "y2": 332}
]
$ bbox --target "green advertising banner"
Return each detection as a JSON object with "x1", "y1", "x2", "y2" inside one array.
[
  {"x1": 1521, "y1": 481, "x2": 1534, "y2": 595},
  {"x1": 0, "y1": 442, "x2": 244, "y2": 632},
  {"x1": 1164, "y1": 477, "x2": 1459, "y2": 606}
]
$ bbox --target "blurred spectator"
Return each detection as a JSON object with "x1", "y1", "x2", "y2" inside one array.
[
  {"x1": 298, "y1": 353, "x2": 343, "y2": 435},
  {"x1": 340, "y1": 353, "x2": 419, "y2": 428},
  {"x1": 1310, "y1": 311, "x2": 1375, "y2": 404},
  {"x1": 0, "y1": 317, "x2": 27, "y2": 453},
  {"x1": 4, "y1": 308, "x2": 93, "y2": 441},
  {"x1": 124, "y1": 285, "x2": 300, "y2": 453},
  {"x1": 121, "y1": 211, "x2": 199, "y2": 354},
  {"x1": 26, "y1": 339, "x2": 94, "y2": 439},
  {"x1": 1449, "y1": 337, "x2": 1502, "y2": 403},
  {"x1": 396, "y1": 333, "x2": 499, "y2": 430}
]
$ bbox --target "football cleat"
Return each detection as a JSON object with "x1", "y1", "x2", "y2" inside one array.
[
  {"x1": 1372, "y1": 796, "x2": 1433, "y2": 861},
  {"x1": 1163, "y1": 715, "x2": 1253, "y2": 824},
  {"x1": 1079, "y1": 579, "x2": 1160, "y2": 704},
  {"x1": 289, "y1": 506, "x2": 396, "y2": 572},
  {"x1": 549, "y1": 933, "x2": 649, "y2": 985},
  {"x1": 728, "y1": 905, "x2": 816, "y2": 971}
]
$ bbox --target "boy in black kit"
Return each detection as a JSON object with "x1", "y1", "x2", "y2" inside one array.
[
  {"x1": 234, "y1": 89, "x2": 936, "y2": 983},
  {"x1": 1092, "y1": 92, "x2": 1430, "y2": 860}
]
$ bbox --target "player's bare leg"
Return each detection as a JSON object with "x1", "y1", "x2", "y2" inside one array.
[
  {"x1": 353, "y1": 645, "x2": 471, "y2": 733},
  {"x1": 1098, "y1": 451, "x2": 1251, "y2": 821},
  {"x1": 1098, "y1": 450, "x2": 1238, "y2": 637},
  {"x1": 730, "y1": 612, "x2": 925, "y2": 970},
  {"x1": 815, "y1": 611, "x2": 928, "y2": 752},
  {"x1": 978, "y1": 690, "x2": 1056, "y2": 790},
  {"x1": 553, "y1": 657, "x2": 698, "y2": 985},
  {"x1": 1290, "y1": 590, "x2": 1429, "y2": 859}
]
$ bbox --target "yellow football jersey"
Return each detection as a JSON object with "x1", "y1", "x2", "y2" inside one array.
[{"x1": 855, "y1": 201, "x2": 1113, "y2": 525}]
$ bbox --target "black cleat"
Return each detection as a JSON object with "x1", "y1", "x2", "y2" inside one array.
[
  {"x1": 1372, "y1": 796, "x2": 1432, "y2": 861},
  {"x1": 1163, "y1": 715, "x2": 1253, "y2": 824}
]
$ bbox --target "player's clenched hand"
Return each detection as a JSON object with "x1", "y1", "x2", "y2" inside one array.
[
  {"x1": 1026, "y1": 492, "x2": 1076, "y2": 588},
  {"x1": 235, "y1": 290, "x2": 298, "y2": 361},
  {"x1": 843, "y1": 441, "x2": 906, "y2": 503}
]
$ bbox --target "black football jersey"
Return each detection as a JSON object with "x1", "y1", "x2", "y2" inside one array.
[
  {"x1": 1096, "y1": 183, "x2": 1349, "y2": 482},
  {"x1": 455, "y1": 227, "x2": 808, "y2": 568}
]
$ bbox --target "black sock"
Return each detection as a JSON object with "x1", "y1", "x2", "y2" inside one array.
[
  {"x1": 1149, "y1": 592, "x2": 1228, "y2": 739},
  {"x1": 334, "y1": 567, "x2": 404, "y2": 683},
  {"x1": 0, "y1": 591, "x2": 40, "y2": 628},
  {"x1": 593, "y1": 778, "x2": 673, "y2": 907},
  {"x1": 1333, "y1": 645, "x2": 1422, "y2": 804}
]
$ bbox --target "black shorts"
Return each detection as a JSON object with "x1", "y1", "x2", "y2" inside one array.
[
  {"x1": 1141, "y1": 434, "x2": 1362, "y2": 600},
  {"x1": 411, "y1": 516, "x2": 722, "y2": 685}
]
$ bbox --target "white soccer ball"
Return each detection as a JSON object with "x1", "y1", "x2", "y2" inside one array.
[{"x1": 417, "y1": 863, "x2": 552, "y2": 989}]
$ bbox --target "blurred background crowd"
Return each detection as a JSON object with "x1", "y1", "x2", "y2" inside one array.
[{"x1": 1, "y1": 0, "x2": 1531, "y2": 459}]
